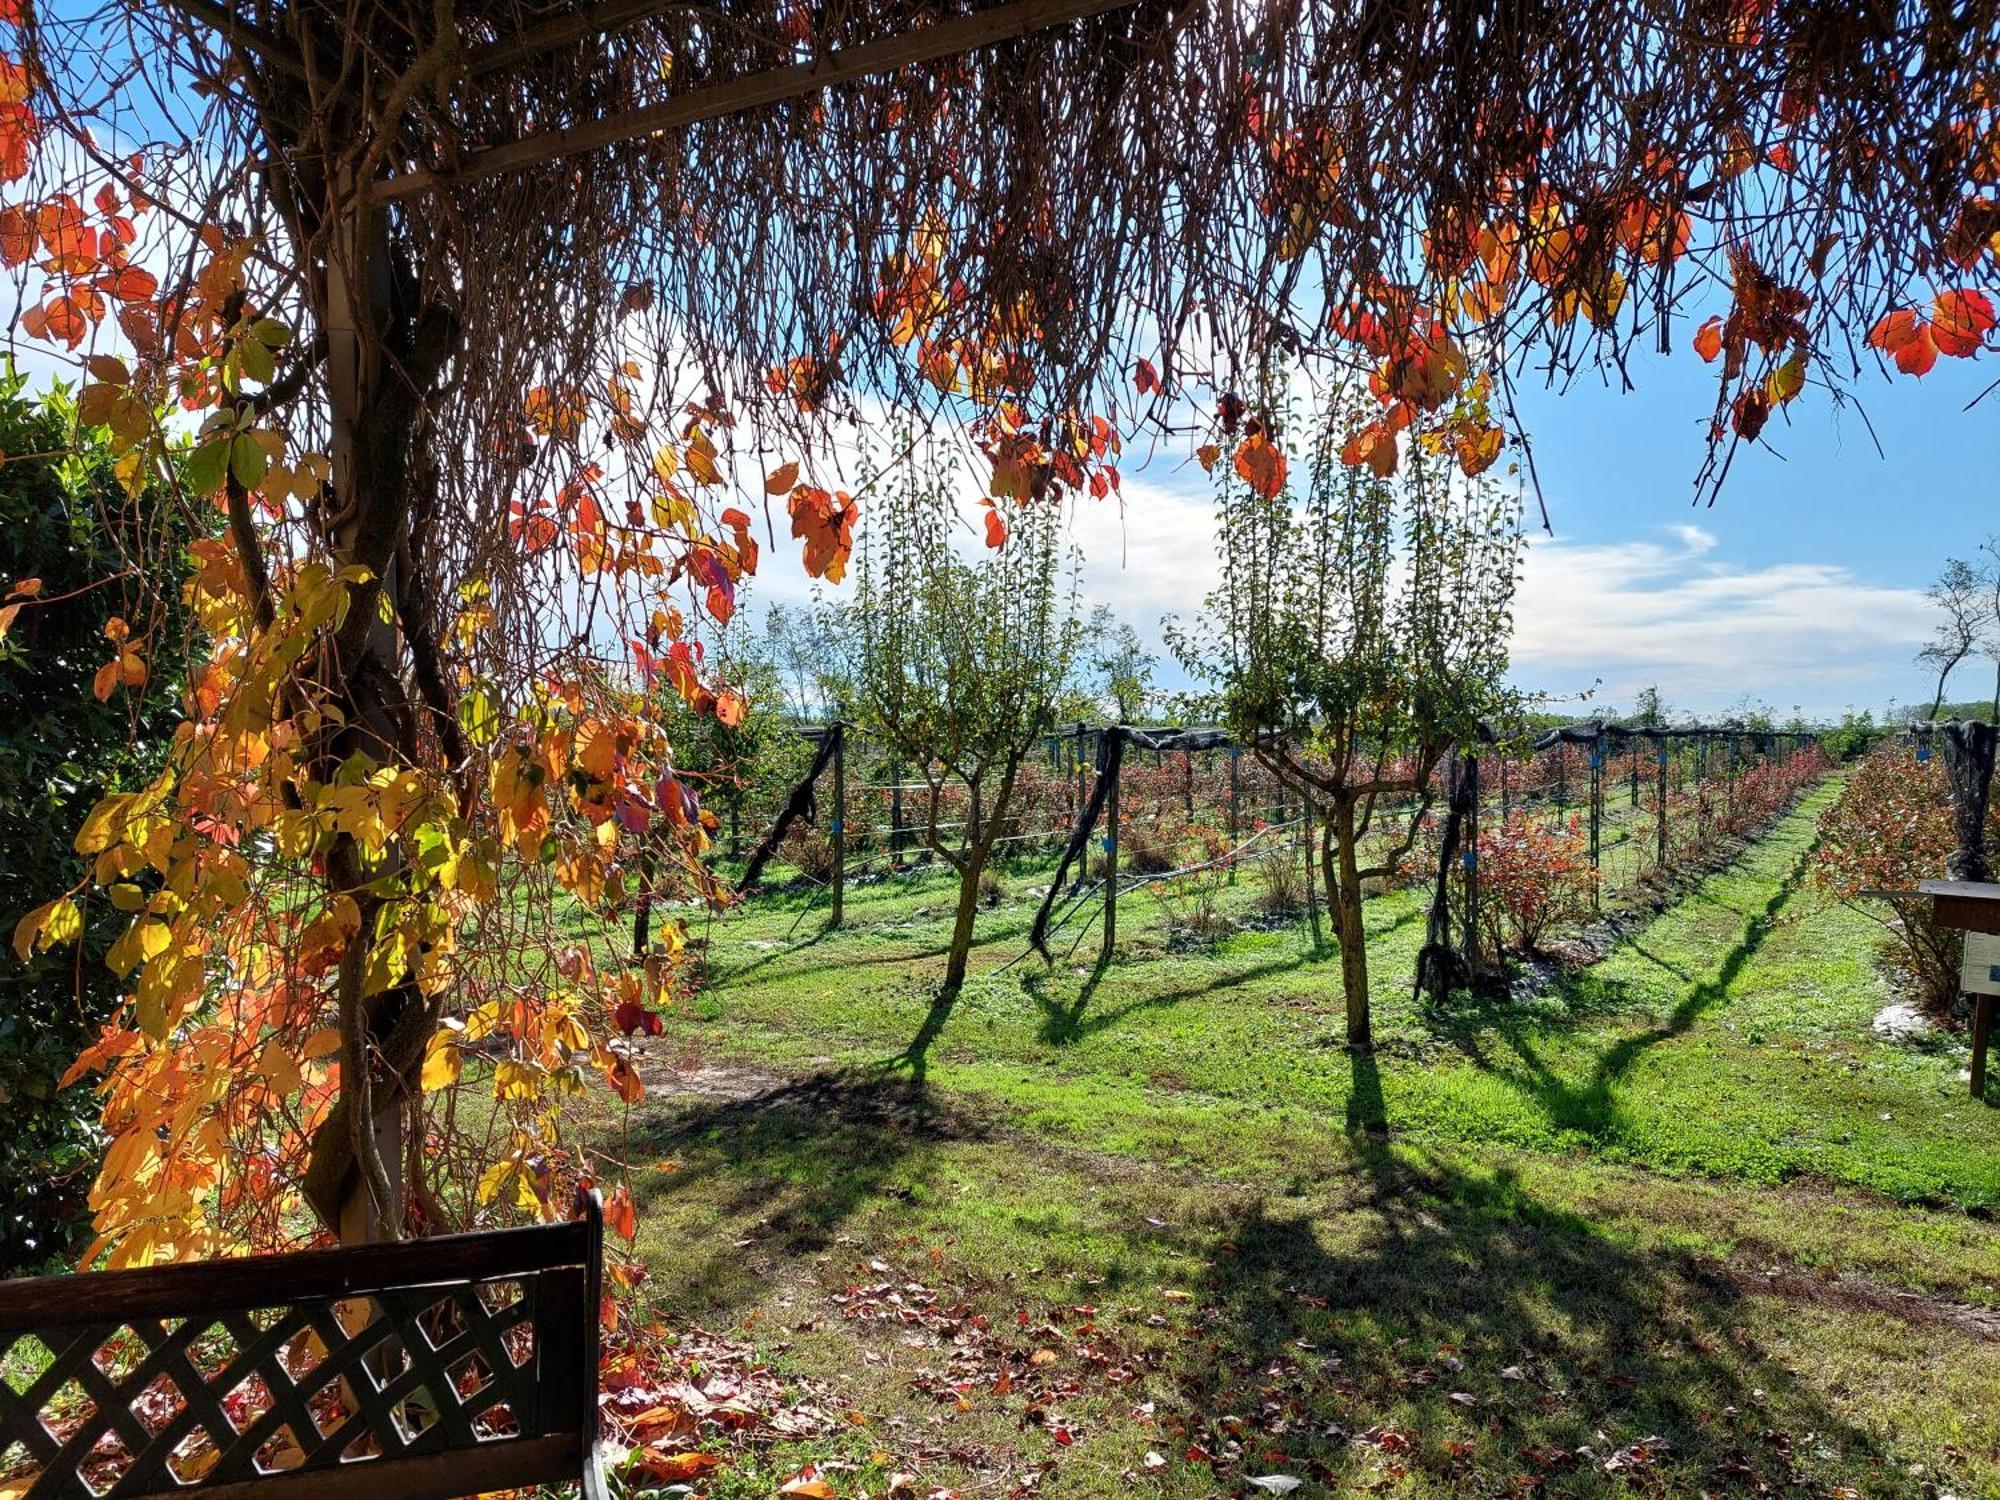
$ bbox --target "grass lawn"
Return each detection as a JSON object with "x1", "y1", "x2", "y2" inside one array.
[{"x1": 575, "y1": 777, "x2": 2000, "y2": 1498}]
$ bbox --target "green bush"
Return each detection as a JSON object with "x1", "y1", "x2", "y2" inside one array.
[{"x1": 0, "y1": 370, "x2": 190, "y2": 1272}]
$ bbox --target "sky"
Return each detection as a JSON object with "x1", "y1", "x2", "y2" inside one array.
[{"x1": 744, "y1": 343, "x2": 1997, "y2": 724}]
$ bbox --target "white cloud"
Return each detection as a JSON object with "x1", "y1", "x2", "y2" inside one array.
[{"x1": 1511, "y1": 527, "x2": 1932, "y2": 716}]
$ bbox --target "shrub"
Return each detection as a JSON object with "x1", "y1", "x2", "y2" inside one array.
[
  {"x1": 978, "y1": 866, "x2": 1006, "y2": 907},
  {"x1": 1252, "y1": 845, "x2": 1305, "y2": 917},
  {"x1": 782, "y1": 825, "x2": 837, "y2": 883},
  {"x1": 1811, "y1": 742, "x2": 2000, "y2": 1017},
  {"x1": 0, "y1": 372, "x2": 192, "y2": 1272},
  {"x1": 1477, "y1": 809, "x2": 1596, "y2": 956},
  {"x1": 1148, "y1": 823, "x2": 1234, "y2": 943},
  {"x1": 1119, "y1": 813, "x2": 1184, "y2": 875}
]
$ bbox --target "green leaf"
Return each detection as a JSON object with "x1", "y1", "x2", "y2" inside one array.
[
  {"x1": 184, "y1": 436, "x2": 230, "y2": 497},
  {"x1": 238, "y1": 335, "x2": 276, "y2": 387},
  {"x1": 229, "y1": 433, "x2": 269, "y2": 491}
]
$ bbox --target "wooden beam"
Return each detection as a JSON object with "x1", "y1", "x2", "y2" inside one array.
[{"x1": 376, "y1": 0, "x2": 1142, "y2": 202}]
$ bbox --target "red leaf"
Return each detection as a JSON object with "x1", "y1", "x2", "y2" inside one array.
[
  {"x1": 984, "y1": 506, "x2": 1009, "y2": 549},
  {"x1": 1731, "y1": 387, "x2": 1770, "y2": 441},
  {"x1": 1931, "y1": 288, "x2": 1996, "y2": 357},
  {"x1": 1133, "y1": 357, "x2": 1161, "y2": 396}
]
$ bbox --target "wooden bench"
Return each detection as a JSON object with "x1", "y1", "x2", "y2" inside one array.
[{"x1": 0, "y1": 1192, "x2": 607, "y2": 1499}]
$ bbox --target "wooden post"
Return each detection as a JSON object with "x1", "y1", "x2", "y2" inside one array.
[
  {"x1": 1227, "y1": 746, "x2": 1241, "y2": 883},
  {"x1": 1971, "y1": 995, "x2": 1994, "y2": 1099},
  {"x1": 889, "y1": 757, "x2": 904, "y2": 861},
  {"x1": 1588, "y1": 734, "x2": 1603, "y2": 906},
  {"x1": 1629, "y1": 740, "x2": 1640, "y2": 806},
  {"x1": 1655, "y1": 736, "x2": 1669, "y2": 872},
  {"x1": 830, "y1": 722, "x2": 845, "y2": 928},
  {"x1": 1074, "y1": 721, "x2": 1087, "y2": 838},
  {"x1": 1462, "y1": 751, "x2": 1480, "y2": 966},
  {"x1": 1183, "y1": 750, "x2": 1195, "y2": 822},
  {"x1": 1100, "y1": 732, "x2": 1120, "y2": 966}
]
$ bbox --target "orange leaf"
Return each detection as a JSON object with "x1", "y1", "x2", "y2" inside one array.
[
  {"x1": 1894, "y1": 325, "x2": 1939, "y2": 376},
  {"x1": 0, "y1": 204, "x2": 33, "y2": 266},
  {"x1": 1195, "y1": 443, "x2": 1220, "y2": 473},
  {"x1": 765, "y1": 461, "x2": 800, "y2": 494},
  {"x1": 1455, "y1": 423, "x2": 1504, "y2": 477},
  {"x1": 634, "y1": 1450, "x2": 724, "y2": 1482},
  {"x1": 605, "y1": 1185, "x2": 637, "y2": 1241},
  {"x1": 1691, "y1": 315, "x2": 1724, "y2": 363},
  {"x1": 1232, "y1": 432, "x2": 1287, "y2": 499},
  {"x1": 983, "y1": 506, "x2": 1009, "y2": 549}
]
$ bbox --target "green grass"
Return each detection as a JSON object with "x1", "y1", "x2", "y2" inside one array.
[{"x1": 580, "y1": 778, "x2": 2000, "y2": 1498}]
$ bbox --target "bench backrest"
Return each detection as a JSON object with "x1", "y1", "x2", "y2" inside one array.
[{"x1": 0, "y1": 1196, "x2": 602, "y2": 1500}]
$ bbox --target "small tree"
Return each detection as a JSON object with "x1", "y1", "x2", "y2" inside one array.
[
  {"x1": 852, "y1": 464, "x2": 1077, "y2": 997},
  {"x1": 1086, "y1": 605, "x2": 1156, "y2": 723},
  {"x1": 1176, "y1": 393, "x2": 1521, "y2": 1047},
  {"x1": 1917, "y1": 557, "x2": 1988, "y2": 722}
]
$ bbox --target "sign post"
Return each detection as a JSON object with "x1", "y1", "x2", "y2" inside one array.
[{"x1": 1918, "y1": 881, "x2": 2000, "y2": 1100}]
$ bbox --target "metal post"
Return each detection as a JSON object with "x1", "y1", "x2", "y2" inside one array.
[
  {"x1": 1183, "y1": 750, "x2": 1195, "y2": 822},
  {"x1": 830, "y1": 722, "x2": 845, "y2": 928}
]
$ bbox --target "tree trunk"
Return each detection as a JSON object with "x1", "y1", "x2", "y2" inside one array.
[
  {"x1": 942, "y1": 864, "x2": 982, "y2": 995},
  {"x1": 940, "y1": 764, "x2": 1020, "y2": 994},
  {"x1": 1328, "y1": 795, "x2": 1372, "y2": 1048}
]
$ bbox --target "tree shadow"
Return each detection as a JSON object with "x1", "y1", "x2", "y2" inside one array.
[
  {"x1": 1021, "y1": 904, "x2": 1420, "y2": 1048},
  {"x1": 1022, "y1": 949, "x2": 1319, "y2": 1046},
  {"x1": 626, "y1": 1071, "x2": 989, "y2": 1316},
  {"x1": 1173, "y1": 1141, "x2": 1927, "y2": 1492},
  {"x1": 1422, "y1": 866, "x2": 1799, "y2": 1143},
  {"x1": 877, "y1": 986, "x2": 963, "y2": 1091}
]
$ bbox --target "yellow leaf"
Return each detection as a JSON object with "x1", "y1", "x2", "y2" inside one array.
[
  {"x1": 13, "y1": 897, "x2": 82, "y2": 961},
  {"x1": 1765, "y1": 348, "x2": 1808, "y2": 406},
  {"x1": 420, "y1": 1028, "x2": 462, "y2": 1091}
]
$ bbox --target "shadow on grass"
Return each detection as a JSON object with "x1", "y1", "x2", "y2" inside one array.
[
  {"x1": 1177, "y1": 1139, "x2": 1910, "y2": 1493},
  {"x1": 1021, "y1": 904, "x2": 1422, "y2": 1048},
  {"x1": 1429, "y1": 863, "x2": 1802, "y2": 1146},
  {"x1": 627, "y1": 1070, "x2": 990, "y2": 1314}
]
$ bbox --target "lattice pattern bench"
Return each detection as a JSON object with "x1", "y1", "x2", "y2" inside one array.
[{"x1": 0, "y1": 1193, "x2": 607, "y2": 1499}]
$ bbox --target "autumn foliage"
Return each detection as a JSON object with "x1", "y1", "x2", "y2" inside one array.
[{"x1": 1811, "y1": 741, "x2": 2000, "y2": 1016}]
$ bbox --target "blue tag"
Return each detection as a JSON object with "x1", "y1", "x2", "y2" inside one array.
[
  {"x1": 1101, "y1": 835, "x2": 1116, "y2": 854},
  {"x1": 1590, "y1": 753, "x2": 1603, "y2": 768},
  {"x1": 1462, "y1": 849, "x2": 1477, "y2": 871},
  {"x1": 1917, "y1": 746, "x2": 1931, "y2": 762},
  {"x1": 828, "y1": 819, "x2": 843, "y2": 835}
]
